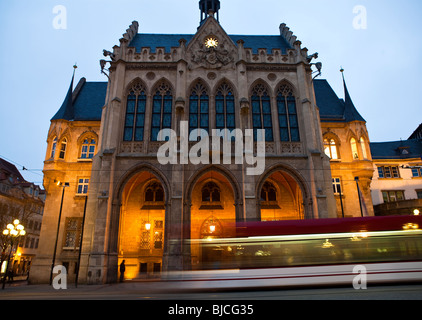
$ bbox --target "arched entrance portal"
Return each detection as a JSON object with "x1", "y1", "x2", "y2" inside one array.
[
  {"x1": 118, "y1": 171, "x2": 166, "y2": 280},
  {"x1": 259, "y1": 170, "x2": 305, "y2": 221},
  {"x1": 189, "y1": 170, "x2": 237, "y2": 270}
]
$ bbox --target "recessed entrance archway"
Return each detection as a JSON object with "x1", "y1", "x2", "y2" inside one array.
[
  {"x1": 258, "y1": 168, "x2": 307, "y2": 221},
  {"x1": 185, "y1": 167, "x2": 240, "y2": 270},
  {"x1": 117, "y1": 170, "x2": 167, "y2": 280}
]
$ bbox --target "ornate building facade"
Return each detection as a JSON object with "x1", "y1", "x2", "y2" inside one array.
[{"x1": 30, "y1": 1, "x2": 374, "y2": 284}]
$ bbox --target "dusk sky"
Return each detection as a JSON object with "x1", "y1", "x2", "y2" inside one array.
[{"x1": 1, "y1": 0, "x2": 421, "y2": 186}]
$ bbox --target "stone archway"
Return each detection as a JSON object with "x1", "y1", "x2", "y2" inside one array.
[
  {"x1": 257, "y1": 165, "x2": 310, "y2": 221},
  {"x1": 111, "y1": 164, "x2": 171, "y2": 281},
  {"x1": 183, "y1": 165, "x2": 241, "y2": 270}
]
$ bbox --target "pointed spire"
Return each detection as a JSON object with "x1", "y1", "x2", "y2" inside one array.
[
  {"x1": 340, "y1": 68, "x2": 366, "y2": 123},
  {"x1": 51, "y1": 66, "x2": 77, "y2": 121}
]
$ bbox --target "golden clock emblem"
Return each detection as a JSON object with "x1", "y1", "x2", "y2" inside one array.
[{"x1": 205, "y1": 37, "x2": 219, "y2": 48}]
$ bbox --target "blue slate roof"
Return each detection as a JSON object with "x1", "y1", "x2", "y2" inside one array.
[
  {"x1": 52, "y1": 78, "x2": 362, "y2": 123},
  {"x1": 370, "y1": 139, "x2": 422, "y2": 160},
  {"x1": 129, "y1": 33, "x2": 292, "y2": 54},
  {"x1": 314, "y1": 79, "x2": 366, "y2": 123},
  {"x1": 51, "y1": 79, "x2": 107, "y2": 121}
]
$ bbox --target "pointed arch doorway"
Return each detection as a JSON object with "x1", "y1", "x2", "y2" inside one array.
[
  {"x1": 187, "y1": 168, "x2": 239, "y2": 270},
  {"x1": 259, "y1": 170, "x2": 305, "y2": 221},
  {"x1": 118, "y1": 170, "x2": 167, "y2": 280}
]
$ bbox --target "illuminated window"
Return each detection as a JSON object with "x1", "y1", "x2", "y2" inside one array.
[
  {"x1": 151, "y1": 82, "x2": 173, "y2": 141},
  {"x1": 360, "y1": 137, "x2": 368, "y2": 159},
  {"x1": 124, "y1": 81, "x2": 146, "y2": 141},
  {"x1": 382, "y1": 190, "x2": 405, "y2": 203},
  {"x1": 351, "y1": 138, "x2": 359, "y2": 159},
  {"x1": 277, "y1": 84, "x2": 300, "y2": 142},
  {"x1": 324, "y1": 138, "x2": 339, "y2": 159},
  {"x1": 251, "y1": 84, "x2": 273, "y2": 142}
]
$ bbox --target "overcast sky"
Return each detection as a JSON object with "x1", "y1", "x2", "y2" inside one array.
[{"x1": 0, "y1": 0, "x2": 421, "y2": 186}]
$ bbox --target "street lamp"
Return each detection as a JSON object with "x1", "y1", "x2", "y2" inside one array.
[
  {"x1": 414, "y1": 209, "x2": 420, "y2": 216},
  {"x1": 2, "y1": 219, "x2": 25, "y2": 289},
  {"x1": 50, "y1": 181, "x2": 69, "y2": 285}
]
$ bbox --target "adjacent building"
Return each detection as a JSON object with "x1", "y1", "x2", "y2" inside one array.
[
  {"x1": 0, "y1": 158, "x2": 45, "y2": 276},
  {"x1": 370, "y1": 139, "x2": 422, "y2": 216}
]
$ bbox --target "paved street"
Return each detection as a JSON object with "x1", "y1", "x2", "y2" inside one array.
[{"x1": 1, "y1": 280, "x2": 421, "y2": 300}]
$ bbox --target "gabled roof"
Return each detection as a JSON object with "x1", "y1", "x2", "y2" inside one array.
[
  {"x1": 129, "y1": 33, "x2": 292, "y2": 55},
  {"x1": 51, "y1": 77, "x2": 107, "y2": 121},
  {"x1": 370, "y1": 139, "x2": 422, "y2": 160},
  {"x1": 0, "y1": 158, "x2": 25, "y2": 183},
  {"x1": 314, "y1": 79, "x2": 366, "y2": 123}
]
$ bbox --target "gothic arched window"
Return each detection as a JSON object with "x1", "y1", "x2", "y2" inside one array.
[
  {"x1": 201, "y1": 182, "x2": 221, "y2": 203},
  {"x1": 251, "y1": 84, "x2": 273, "y2": 141},
  {"x1": 360, "y1": 137, "x2": 368, "y2": 159},
  {"x1": 351, "y1": 138, "x2": 359, "y2": 160},
  {"x1": 324, "y1": 138, "x2": 339, "y2": 160},
  {"x1": 124, "y1": 81, "x2": 146, "y2": 142},
  {"x1": 151, "y1": 82, "x2": 173, "y2": 141},
  {"x1": 277, "y1": 84, "x2": 300, "y2": 142},
  {"x1": 59, "y1": 138, "x2": 67, "y2": 160},
  {"x1": 215, "y1": 82, "x2": 235, "y2": 132},
  {"x1": 51, "y1": 137, "x2": 57, "y2": 159},
  {"x1": 145, "y1": 182, "x2": 164, "y2": 202},
  {"x1": 189, "y1": 81, "x2": 209, "y2": 138},
  {"x1": 260, "y1": 181, "x2": 277, "y2": 202}
]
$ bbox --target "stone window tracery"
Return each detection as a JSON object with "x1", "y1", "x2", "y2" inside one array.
[
  {"x1": 151, "y1": 82, "x2": 173, "y2": 141},
  {"x1": 189, "y1": 81, "x2": 209, "y2": 138},
  {"x1": 277, "y1": 84, "x2": 300, "y2": 142},
  {"x1": 124, "y1": 81, "x2": 146, "y2": 142},
  {"x1": 215, "y1": 82, "x2": 235, "y2": 133},
  {"x1": 251, "y1": 84, "x2": 273, "y2": 141}
]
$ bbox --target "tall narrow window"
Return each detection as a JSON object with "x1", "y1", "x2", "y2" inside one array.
[
  {"x1": 124, "y1": 82, "x2": 146, "y2": 141},
  {"x1": 51, "y1": 137, "x2": 57, "y2": 159},
  {"x1": 80, "y1": 138, "x2": 96, "y2": 159},
  {"x1": 351, "y1": 138, "x2": 359, "y2": 159},
  {"x1": 151, "y1": 82, "x2": 173, "y2": 141},
  {"x1": 324, "y1": 138, "x2": 339, "y2": 159},
  {"x1": 215, "y1": 82, "x2": 235, "y2": 132},
  {"x1": 360, "y1": 137, "x2": 368, "y2": 159},
  {"x1": 277, "y1": 84, "x2": 300, "y2": 142},
  {"x1": 251, "y1": 84, "x2": 273, "y2": 141},
  {"x1": 332, "y1": 178, "x2": 342, "y2": 194},
  {"x1": 59, "y1": 138, "x2": 67, "y2": 160},
  {"x1": 189, "y1": 81, "x2": 209, "y2": 138}
]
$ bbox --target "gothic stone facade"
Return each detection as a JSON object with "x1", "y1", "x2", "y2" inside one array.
[{"x1": 30, "y1": 15, "x2": 375, "y2": 284}]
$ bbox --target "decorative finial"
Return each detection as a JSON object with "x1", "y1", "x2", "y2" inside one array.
[
  {"x1": 73, "y1": 63, "x2": 78, "y2": 69},
  {"x1": 340, "y1": 66, "x2": 344, "y2": 73}
]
